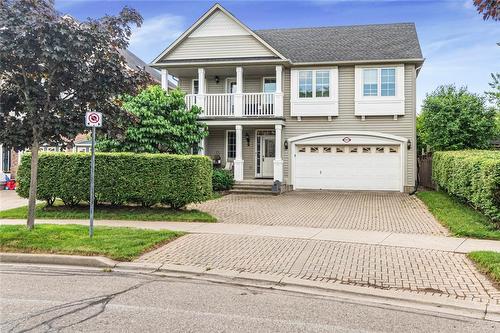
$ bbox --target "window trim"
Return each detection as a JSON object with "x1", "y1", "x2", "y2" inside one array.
[
  {"x1": 225, "y1": 130, "x2": 236, "y2": 162},
  {"x1": 297, "y1": 69, "x2": 331, "y2": 99}
]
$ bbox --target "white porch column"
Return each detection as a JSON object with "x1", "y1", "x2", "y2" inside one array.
[
  {"x1": 196, "y1": 68, "x2": 206, "y2": 109},
  {"x1": 234, "y1": 125, "x2": 244, "y2": 181},
  {"x1": 275, "y1": 65, "x2": 284, "y2": 117},
  {"x1": 161, "y1": 69, "x2": 169, "y2": 91},
  {"x1": 234, "y1": 67, "x2": 243, "y2": 117},
  {"x1": 273, "y1": 124, "x2": 283, "y2": 182}
]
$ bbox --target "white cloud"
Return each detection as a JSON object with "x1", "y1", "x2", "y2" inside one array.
[{"x1": 128, "y1": 14, "x2": 185, "y2": 63}]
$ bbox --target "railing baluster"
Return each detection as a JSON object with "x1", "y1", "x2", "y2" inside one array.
[{"x1": 187, "y1": 92, "x2": 277, "y2": 118}]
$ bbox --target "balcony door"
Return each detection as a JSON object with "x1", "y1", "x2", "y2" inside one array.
[{"x1": 226, "y1": 78, "x2": 237, "y2": 114}]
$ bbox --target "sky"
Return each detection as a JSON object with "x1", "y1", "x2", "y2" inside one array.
[{"x1": 55, "y1": 0, "x2": 500, "y2": 111}]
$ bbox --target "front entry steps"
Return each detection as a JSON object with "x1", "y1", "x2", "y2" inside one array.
[{"x1": 230, "y1": 180, "x2": 274, "y2": 195}]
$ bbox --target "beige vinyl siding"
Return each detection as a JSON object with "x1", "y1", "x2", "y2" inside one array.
[
  {"x1": 282, "y1": 65, "x2": 416, "y2": 187},
  {"x1": 163, "y1": 35, "x2": 276, "y2": 61},
  {"x1": 190, "y1": 9, "x2": 248, "y2": 38},
  {"x1": 178, "y1": 76, "x2": 266, "y2": 94},
  {"x1": 205, "y1": 126, "x2": 280, "y2": 179},
  {"x1": 205, "y1": 127, "x2": 225, "y2": 164}
]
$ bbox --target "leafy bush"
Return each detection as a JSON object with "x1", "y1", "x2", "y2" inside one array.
[
  {"x1": 419, "y1": 85, "x2": 496, "y2": 151},
  {"x1": 212, "y1": 169, "x2": 234, "y2": 192},
  {"x1": 17, "y1": 152, "x2": 212, "y2": 209},
  {"x1": 97, "y1": 86, "x2": 208, "y2": 154},
  {"x1": 432, "y1": 150, "x2": 500, "y2": 222}
]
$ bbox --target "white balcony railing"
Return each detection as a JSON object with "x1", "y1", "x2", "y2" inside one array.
[
  {"x1": 243, "y1": 93, "x2": 274, "y2": 117},
  {"x1": 185, "y1": 94, "x2": 196, "y2": 110},
  {"x1": 204, "y1": 93, "x2": 234, "y2": 117},
  {"x1": 185, "y1": 92, "x2": 281, "y2": 118}
]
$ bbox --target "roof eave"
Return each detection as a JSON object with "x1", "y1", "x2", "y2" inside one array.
[
  {"x1": 291, "y1": 58, "x2": 425, "y2": 66},
  {"x1": 150, "y1": 58, "x2": 292, "y2": 68}
]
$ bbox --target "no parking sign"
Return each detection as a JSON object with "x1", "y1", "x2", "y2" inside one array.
[
  {"x1": 84, "y1": 111, "x2": 102, "y2": 238},
  {"x1": 85, "y1": 112, "x2": 102, "y2": 127}
]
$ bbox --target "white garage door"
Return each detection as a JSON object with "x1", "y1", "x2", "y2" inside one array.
[{"x1": 294, "y1": 145, "x2": 401, "y2": 191}]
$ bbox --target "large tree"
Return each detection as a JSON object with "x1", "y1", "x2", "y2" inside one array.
[
  {"x1": 0, "y1": 0, "x2": 149, "y2": 228},
  {"x1": 97, "y1": 86, "x2": 208, "y2": 154},
  {"x1": 473, "y1": 0, "x2": 499, "y2": 21},
  {"x1": 418, "y1": 85, "x2": 496, "y2": 151}
]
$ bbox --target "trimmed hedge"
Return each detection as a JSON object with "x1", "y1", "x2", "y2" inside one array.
[
  {"x1": 432, "y1": 150, "x2": 500, "y2": 222},
  {"x1": 17, "y1": 152, "x2": 212, "y2": 209},
  {"x1": 212, "y1": 169, "x2": 234, "y2": 192}
]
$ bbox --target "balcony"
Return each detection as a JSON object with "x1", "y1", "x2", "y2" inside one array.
[{"x1": 185, "y1": 92, "x2": 282, "y2": 118}]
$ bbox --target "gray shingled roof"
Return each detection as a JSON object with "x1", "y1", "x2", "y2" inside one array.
[
  {"x1": 119, "y1": 49, "x2": 165, "y2": 84},
  {"x1": 255, "y1": 23, "x2": 423, "y2": 63}
]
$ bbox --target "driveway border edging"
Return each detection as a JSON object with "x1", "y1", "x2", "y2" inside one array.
[{"x1": 2, "y1": 252, "x2": 499, "y2": 322}]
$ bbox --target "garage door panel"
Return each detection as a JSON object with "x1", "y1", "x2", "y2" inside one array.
[{"x1": 294, "y1": 145, "x2": 401, "y2": 191}]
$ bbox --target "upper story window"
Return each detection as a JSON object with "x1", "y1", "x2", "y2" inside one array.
[
  {"x1": 192, "y1": 79, "x2": 199, "y2": 94},
  {"x1": 298, "y1": 71, "x2": 313, "y2": 98},
  {"x1": 263, "y1": 77, "x2": 276, "y2": 93},
  {"x1": 363, "y1": 68, "x2": 396, "y2": 97},
  {"x1": 315, "y1": 71, "x2": 330, "y2": 97},
  {"x1": 298, "y1": 70, "x2": 331, "y2": 98},
  {"x1": 381, "y1": 69, "x2": 396, "y2": 96},
  {"x1": 363, "y1": 69, "x2": 378, "y2": 96}
]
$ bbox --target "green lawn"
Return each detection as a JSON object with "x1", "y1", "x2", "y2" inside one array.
[
  {"x1": 0, "y1": 201, "x2": 216, "y2": 222},
  {"x1": 468, "y1": 251, "x2": 500, "y2": 285},
  {"x1": 0, "y1": 224, "x2": 182, "y2": 261},
  {"x1": 417, "y1": 191, "x2": 500, "y2": 240}
]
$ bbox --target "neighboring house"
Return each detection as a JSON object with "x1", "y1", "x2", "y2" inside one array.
[
  {"x1": 0, "y1": 49, "x2": 170, "y2": 181},
  {"x1": 151, "y1": 4, "x2": 423, "y2": 192}
]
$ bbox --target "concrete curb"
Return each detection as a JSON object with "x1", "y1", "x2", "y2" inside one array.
[
  {"x1": 1, "y1": 253, "x2": 498, "y2": 322},
  {"x1": 0, "y1": 253, "x2": 117, "y2": 268}
]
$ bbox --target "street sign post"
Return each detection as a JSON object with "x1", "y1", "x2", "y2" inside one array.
[{"x1": 85, "y1": 112, "x2": 102, "y2": 238}]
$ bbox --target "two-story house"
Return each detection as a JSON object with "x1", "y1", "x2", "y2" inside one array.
[{"x1": 151, "y1": 4, "x2": 423, "y2": 192}]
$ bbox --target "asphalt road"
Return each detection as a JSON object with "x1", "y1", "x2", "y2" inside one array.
[{"x1": 0, "y1": 264, "x2": 498, "y2": 333}]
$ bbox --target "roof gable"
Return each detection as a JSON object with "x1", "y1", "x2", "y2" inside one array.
[{"x1": 152, "y1": 4, "x2": 286, "y2": 64}]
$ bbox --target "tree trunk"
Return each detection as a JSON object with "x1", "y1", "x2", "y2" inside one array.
[{"x1": 27, "y1": 139, "x2": 39, "y2": 229}]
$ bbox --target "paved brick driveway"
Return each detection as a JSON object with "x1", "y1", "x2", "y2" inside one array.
[
  {"x1": 138, "y1": 233, "x2": 500, "y2": 304},
  {"x1": 193, "y1": 191, "x2": 447, "y2": 235}
]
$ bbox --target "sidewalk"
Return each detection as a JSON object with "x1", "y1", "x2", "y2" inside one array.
[{"x1": 2, "y1": 218, "x2": 500, "y2": 253}]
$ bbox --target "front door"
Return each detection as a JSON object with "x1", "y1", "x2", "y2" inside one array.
[{"x1": 256, "y1": 131, "x2": 275, "y2": 178}]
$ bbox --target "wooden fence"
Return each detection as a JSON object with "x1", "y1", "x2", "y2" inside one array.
[{"x1": 417, "y1": 154, "x2": 435, "y2": 189}]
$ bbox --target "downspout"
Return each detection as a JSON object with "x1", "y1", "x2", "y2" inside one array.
[{"x1": 410, "y1": 65, "x2": 422, "y2": 196}]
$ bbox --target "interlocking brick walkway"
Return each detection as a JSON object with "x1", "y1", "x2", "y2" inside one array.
[
  {"x1": 137, "y1": 233, "x2": 500, "y2": 304},
  {"x1": 192, "y1": 191, "x2": 447, "y2": 235}
]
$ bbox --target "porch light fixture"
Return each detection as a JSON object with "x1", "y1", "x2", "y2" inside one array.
[
  {"x1": 407, "y1": 139, "x2": 411, "y2": 150},
  {"x1": 245, "y1": 132, "x2": 250, "y2": 146},
  {"x1": 284, "y1": 140, "x2": 288, "y2": 150},
  {"x1": 214, "y1": 76, "x2": 220, "y2": 84}
]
